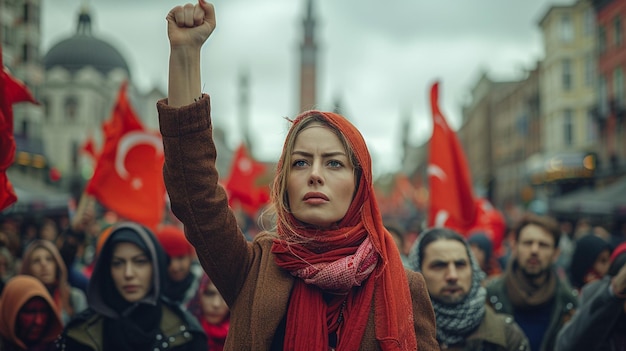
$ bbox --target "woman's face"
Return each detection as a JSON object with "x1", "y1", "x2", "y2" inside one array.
[
  {"x1": 593, "y1": 249, "x2": 611, "y2": 277},
  {"x1": 200, "y1": 281, "x2": 229, "y2": 325},
  {"x1": 287, "y1": 123, "x2": 355, "y2": 228},
  {"x1": 110, "y1": 242, "x2": 153, "y2": 303},
  {"x1": 16, "y1": 297, "x2": 52, "y2": 344},
  {"x1": 29, "y1": 248, "x2": 57, "y2": 285}
]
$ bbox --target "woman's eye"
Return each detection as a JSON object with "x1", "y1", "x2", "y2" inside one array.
[
  {"x1": 111, "y1": 261, "x2": 123, "y2": 268},
  {"x1": 292, "y1": 160, "x2": 308, "y2": 167},
  {"x1": 328, "y1": 160, "x2": 343, "y2": 168},
  {"x1": 134, "y1": 258, "x2": 150, "y2": 265}
]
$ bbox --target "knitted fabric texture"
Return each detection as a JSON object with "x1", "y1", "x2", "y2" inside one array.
[{"x1": 291, "y1": 237, "x2": 378, "y2": 291}]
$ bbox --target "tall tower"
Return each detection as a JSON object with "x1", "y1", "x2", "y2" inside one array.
[
  {"x1": 238, "y1": 68, "x2": 253, "y2": 151},
  {"x1": 298, "y1": 0, "x2": 318, "y2": 113}
]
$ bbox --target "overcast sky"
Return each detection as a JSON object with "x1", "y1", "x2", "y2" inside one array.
[{"x1": 41, "y1": 0, "x2": 571, "y2": 175}]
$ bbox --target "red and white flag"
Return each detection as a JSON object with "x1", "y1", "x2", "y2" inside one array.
[
  {"x1": 80, "y1": 133, "x2": 99, "y2": 162},
  {"x1": 0, "y1": 46, "x2": 39, "y2": 211},
  {"x1": 86, "y1": 82, "x2": 165, "y2": 229},
  {"x1": 427, "y1": 82, "x2": 477, "y2": 233},
  {"x1": 225, "y1": 143, "x2": 270, "y2": 217},
  {"x1": 427, "y1": 82, "x2": 506, "y2": 251}
]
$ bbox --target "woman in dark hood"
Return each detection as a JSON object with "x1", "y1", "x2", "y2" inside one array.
[
  {"x1": 57, "y1": 221, "x2": 207, "y2": 351},
  {"x1": 568, "y1": 234, "x2": 612, "y2": 291}
]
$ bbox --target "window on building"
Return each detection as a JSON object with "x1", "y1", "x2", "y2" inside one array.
[
  {"x1": 41, "y1": 97, "x2": 50, "y2": 119},
  {"x1": 72, "y1": 141, "x2": 79, "y2": 170},
  {"x1": 21, "y1": 43, "x2": 30, "y2": 62},
  {"x1": 23, "y1": 2, "x2": 30, "y2": 22},
  {"x1": 599, "y1": 75, "x2": 609, "y2": 115},
  {"x1": 614, "y1": 16, "x2": 623, "y2": 47},
  {"x1": 20, "y1": 120, "x2": 29, "y2": 138},
  {"x1": 614, "y1": 68, "x2": 625, "y2": 105},
  {"x1": 585, "y1": 54, "x2": 595, "y2": 87},
  {"x1": 562, "y1": 58, "x2": 573, "y2": 91},
  {"x1": 560, "y1": 13, "x2": 574, "y2": 43},
  {"x1": 2, "y1": 24, "x2": 12, "y2": 46},
  {"x1": 584, "y1": 8, "x2": 595, "y2": 36},
  {"x1": 587, "y1": 109, "x2": 598, "y2": 143},
  {"x1": 64, "y1": 96, "x2": 78, "y2": 121},
  {"x1": 599, "y1": 26, "x2": 607, "y2": 53},
  {"x1": 564, "y1": 109, "x2": 574, "y2": 146}
]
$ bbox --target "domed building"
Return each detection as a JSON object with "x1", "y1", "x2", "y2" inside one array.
[
  {"x1": 38, "y1": 6, "x2": 138, "y2": 181},
  {"x1": 44, "y1": 11, "x2": 130, "y2": 78}
]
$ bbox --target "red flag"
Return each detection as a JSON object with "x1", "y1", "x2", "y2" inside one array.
[
  {"x1": 469, "y1": 198, "x2": 506, "y2": 252},
  {"x1": 80, "y1": 134, "x2": 99, "y2": 161},
  {"x1": 427, "y1": 82, "x2": 477, "y2": 233},
  {"x1": 225, "y1": 143, "x2": 269, "y2": 217},
  {"x1": 85, "y1": 82, "x2": 165, "y2": 229},
  {"x1": 0, "y1": 48, "x2": 39, "y2": 211}
]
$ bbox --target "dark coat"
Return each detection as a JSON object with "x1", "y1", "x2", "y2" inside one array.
[
  {"x1": 57, "y1": 301, "x2": 206, "y2": 351},
  {"x1": 486, "y1": 273, "x2": 577, "y2": 351},
  {"x1": 555, "y1": 277, "x2": 626, "y2": 351}
]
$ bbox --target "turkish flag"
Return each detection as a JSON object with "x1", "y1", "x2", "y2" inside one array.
[
  {"x1": 427, "y1": 82, "x2": 477, "y2": 233},
  {"x1": 225, "y1": 143, "x2": 270, "y2": 217},
  {"x1": 80, "y1": 134, "x2": 99, "y2": 161},
  {"x1": 0, "y1": 47, "x2": 39, "y2": 211},
  {"x1": 469, "y1": 198, "x2": 506, "y2": 252},
  {"x1": 85, "y1": 82, "x2": 165, "y2": 229}
]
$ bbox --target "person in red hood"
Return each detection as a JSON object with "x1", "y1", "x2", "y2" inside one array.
[
  {"x1": 155, "y1": 224, "x2": 203, "y2": 307},
  {"x1": 0, "y1": 275, "x2": 63, "y2": 351}
]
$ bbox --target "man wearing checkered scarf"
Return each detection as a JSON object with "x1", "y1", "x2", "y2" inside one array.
[{"x1": 409, "y1": 228, "x2": 530, "y2": 350}]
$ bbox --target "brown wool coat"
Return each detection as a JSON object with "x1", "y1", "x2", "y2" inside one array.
[{"x1": 157, "y1": 96, "x2": 438, "y2": 351}]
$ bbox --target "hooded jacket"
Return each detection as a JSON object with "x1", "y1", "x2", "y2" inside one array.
[
  {"x1": 0, "y1": 275, "x2": 63, "y2": 350},
  {"x1": 57, "y1": 222, "x2": 206, "y2": 351}
]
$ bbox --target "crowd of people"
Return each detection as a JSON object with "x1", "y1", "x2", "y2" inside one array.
[
  {"x1": 0, "y1": 215, "x2": 230, "y2": 350},
  {"x1": 0, "y1": 0, "x2": 625, "y2": 350}
]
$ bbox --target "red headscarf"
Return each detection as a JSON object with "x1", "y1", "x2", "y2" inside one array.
[
  {"x1": 271, "y1": 111, "x2": 417, "y2": 350},
  {"x1": 0, "y1": 275, "x2": 63, "y2": 349},
  {"x1": 155, "y1": 224, "x2": 195, "y2": 257}
]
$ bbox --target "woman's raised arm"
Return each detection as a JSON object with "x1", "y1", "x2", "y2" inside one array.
[{"x1": 165, "y1": 0, "x2": 216, "y2": 107}]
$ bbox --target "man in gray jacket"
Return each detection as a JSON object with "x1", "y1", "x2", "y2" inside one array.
[
  {"x1": 556, "y1": 242, "x2": 626, "y2": 351},
  {"x1": 409, "y1": 227, "x2": 529, "y2": 350},
  {"x1": 485, "y1": 213, "x2": 577, "y2": 351}
]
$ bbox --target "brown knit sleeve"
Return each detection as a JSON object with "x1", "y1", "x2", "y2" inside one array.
[
  {"x1": 156, "y1": 95, "x2": 252, "y2": 307},
  {"x1": 406, "y1": 269, "x2": 439, "y2": 351}
]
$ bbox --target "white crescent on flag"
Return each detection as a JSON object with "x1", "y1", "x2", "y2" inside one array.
[
  {"x1": 434, "y1": 210, "x2": 449, "y2": 228},
  {"x1": 427, "y1": 164, "x2": 447, "y2": 182},
  {"x1": 115, "y1": 131, "x2": 164, "y2": 184},
  {"x1": 238, "y1": 157, "x2": 252, "y2": 174}
]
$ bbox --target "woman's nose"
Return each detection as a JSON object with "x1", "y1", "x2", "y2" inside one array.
[
  {"x1": 124, "y1": 263, "x2": 134, "y2": 277},
  {"x1": 308, "y1": 175, "x2": 323, "y2": 185},
  {"x1": 308, "y1": 163, "x2": 324, "y2": 185}
]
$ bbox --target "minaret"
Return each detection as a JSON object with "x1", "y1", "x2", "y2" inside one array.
[
  {"x1": 400, "y1": 108, "x2": 411, "y2": 166},
  {"x1": 298, "y1": 0, "x2": 318, "y2": 113},
  {"x1": 238, "y1": 68, "x2": 253, "y2": 151}
]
